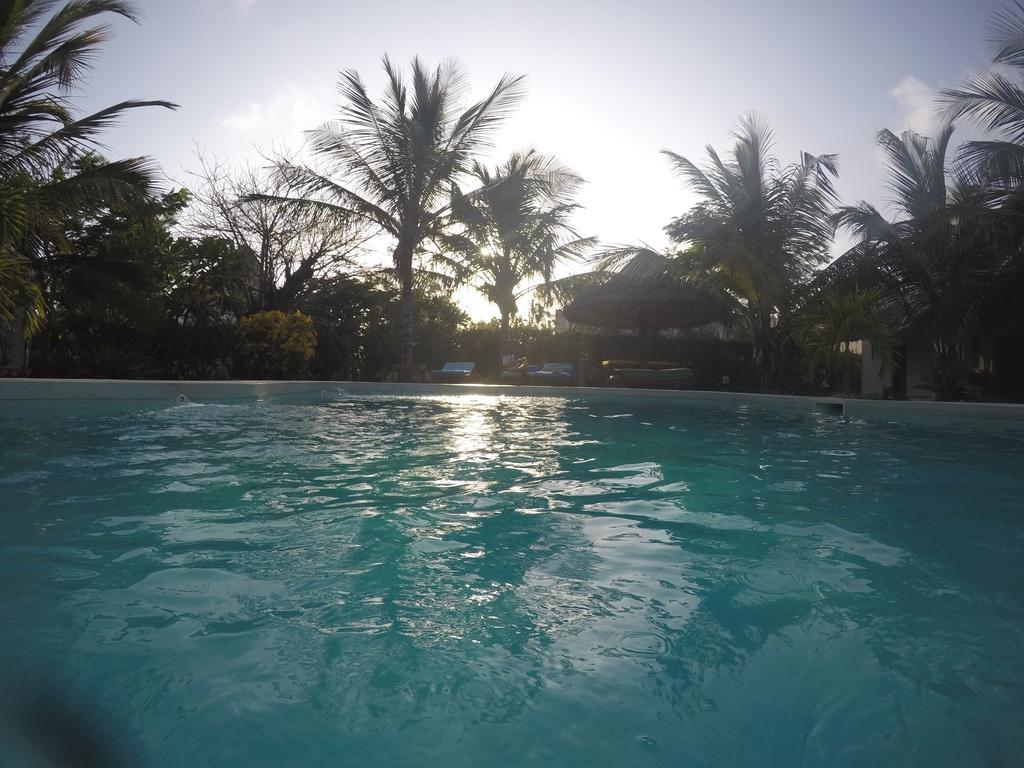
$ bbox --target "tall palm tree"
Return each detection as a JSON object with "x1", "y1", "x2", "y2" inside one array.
[
  {"x1": 661, "y1": 114, "x2": 839, "y2": 389},
  {"x1": 828, "y1": 125, "x2": 1007, "y2": 399},
  {"x1": 270, "y1": 57, "x2": 525, "y2": 374},
  {"x1": 438, "y1": 150, "x2": 593, "y2": 366},
  {"x1": 0, "y1": 0, "x2": 174, "y2": 343}
]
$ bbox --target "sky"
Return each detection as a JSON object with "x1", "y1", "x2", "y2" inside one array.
[{"x1": 76, "y1": 0, "x2": 1006, "y2": 320}]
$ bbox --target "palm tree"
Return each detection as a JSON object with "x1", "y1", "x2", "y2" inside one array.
[
  {"x1": 438, "y1": 150, "x2": 593, "y2": 367},
  {"x1": 789, "y1": 285, "x2": 894, "y2": 394},
  {"x1": 270, "y1": 57, "x2": 525, "y2": 375},
  {"x1": 0, "y1": 0, "x2": 173, "y2": 343},
  {"x1": 828, "y1": 125, "x2": 1008, "y2": 399},
  {"x1": 661, "y1": 114, "x2": 839, "y2": 389}
]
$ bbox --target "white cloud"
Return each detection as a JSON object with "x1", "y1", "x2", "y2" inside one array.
[
  {"x1": 220, "y1": 84, "x2": 330, "y2": 154},
  {"x1": 201, "y1": 0, "x2": 261, "y2": 14},
  {"x1": 889, "y1": 75, "x2": 939, "y2": 136}
]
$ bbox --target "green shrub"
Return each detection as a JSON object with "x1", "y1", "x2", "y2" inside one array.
[{"x1": 237, "y1": 311, "x2": 317, "y2": 379}]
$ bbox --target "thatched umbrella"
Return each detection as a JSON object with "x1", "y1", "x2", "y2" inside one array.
[{"x1": 562, "y1": 252, "x2": 729, "y2": 335}]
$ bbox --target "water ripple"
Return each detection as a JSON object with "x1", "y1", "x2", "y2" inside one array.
[{"x1": 1, "y1": 395, "x2": 1022, "y2": 766}]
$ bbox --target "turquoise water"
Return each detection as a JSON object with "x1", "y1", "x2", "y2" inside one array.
[{"x1": 1, "y1": 394, "x2": 1022, "y2": 767}]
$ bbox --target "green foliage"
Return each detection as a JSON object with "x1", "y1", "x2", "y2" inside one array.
[
  {"x1": 298, "y1": 273, "x2": 468, "y2": 380},
  {"x1": 920, "y1": 344, "x2": 976, "y2": 401},
  {"x1": 789, "y1": 286, "x2": 895, "y2": 392},
  {"x1": 0, "y1": 250, "x2": 44, "y2": 340},
  {"x1": 299, "y1": 274, "x2": 391, "y2": 380},
  {"x1": 28, "y1": 182, "x2": 250, "y2": 379},
  {"x1": 34, "y1": 184, "x2": 187, "y2": 375},
  {"x1": 0, "y1": 0, "x2": 174, "y2": 341},
  {"x1": 237, "y1": 311, "x2": 317, "y2": 379},
  {"x1": 161, "y1": 236, "x2": 251, "y2": 379}
]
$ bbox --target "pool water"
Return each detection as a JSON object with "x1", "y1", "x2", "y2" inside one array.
[{"x1": 1, "y1": 394, "x2": 1022, "y2": 767}]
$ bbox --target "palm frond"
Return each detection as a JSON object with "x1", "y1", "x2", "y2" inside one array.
[
  {"x1": 941, "y1": 70, "x2": 1024, "y2": 142},
  {"x1": 0, "y1": 247, "x2": 45, "y2": 337},
  {"x1": 989, "y1": 0, "x2": 1024, "y2": 68},
  {"x1": 268, "y1": 162, "x2": 398, "y2": 234}
]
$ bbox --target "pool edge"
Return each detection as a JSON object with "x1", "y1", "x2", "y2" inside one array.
[{"x1": 2, "y1": 378, "x2": 1023, "y2": 428}]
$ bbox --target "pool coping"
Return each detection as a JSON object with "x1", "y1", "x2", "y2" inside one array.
[{"x1": 2, "y1": 378, "x2": 1023, "y2": 428}]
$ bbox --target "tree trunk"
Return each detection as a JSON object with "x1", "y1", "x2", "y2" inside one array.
[
  {"x1": 278, "y1": 258, "x2": 316, "y2": 312},
  {"x1": 753, "y1": 306, "x2": 776, "y2": 392},
  {"x1": 499, "y1": 310, "x2": 510, "y2": 371},
  {"x1": 398, "y1": 248, "x2": 415, "y2": 368},
  {"x1": 752, "y1": 328, "x2": 769, "y2": 392}
]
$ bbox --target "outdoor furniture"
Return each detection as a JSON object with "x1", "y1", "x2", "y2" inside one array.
[
  {"x1": 430, "y1": 361, "x2": 476, "y2": 383},
  {"x1": 598, "y1": 360, "x2": 683, "y2": 385},
  {"x1": 500, "y1": 364, "x2": 541, "y2": 384},
  {"x1": 609, "y1": 367, "x2": 695, "y2": 389},
  {"x1": 529, "y1": 363, "x2": 576, "y2": 385},
  {"x1": 602, "y1": 359, "x2": 681, "y2": 370}
]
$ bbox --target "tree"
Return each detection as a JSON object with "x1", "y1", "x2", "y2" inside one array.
[
  {"x1": 186, "y1": 153, "x2": 366, "y2": 313},
  {"x1": 828, "y1": 126, "x2": 1010, "y2": 400},
  {"x1": 299, "y1": 272, "x2": 390, "y2": 380},
  {"x1": 268, "y1": 56, "x2": 524, "y2": 375},
  {"x1": 299, "y1": 270, "x2": 467, "y2": 380},
  {"x1": 25, "y1": 169, "x2": 250, "y2": 379},
  {"x1": 161, "y1": 235, "x2": 252, "y2": 379},
  {"x1": 439, "y1": 150, "x2": 593, "y2": 367},
  {"x1": 790, "y1": 285, "x2": 894, "y2": 394},
  {"x1": 0, "y1": 0, "x2": 174, "y2": 348},
  {"x1": 30, "y1": 179, "x2": 187, "y2": 376},
  {"x1": 662, "y1": 114, "x2": 839, "y2": 389}
]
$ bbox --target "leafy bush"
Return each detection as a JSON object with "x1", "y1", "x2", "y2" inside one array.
[
  {"x1": 237, "y1": 311, "x2": 317, "y2": 379},
  {"x1": 300, "y1": 275, "x2": 467, "y2": 381}
]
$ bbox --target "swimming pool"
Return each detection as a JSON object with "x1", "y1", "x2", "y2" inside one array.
[{"x1": 1, "y1": 391, "x2": 1022, "y2": 766}]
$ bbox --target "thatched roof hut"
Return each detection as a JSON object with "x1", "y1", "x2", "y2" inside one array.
[{"x1": 562, "y1": 253, "x2": 730, "y2": 333}]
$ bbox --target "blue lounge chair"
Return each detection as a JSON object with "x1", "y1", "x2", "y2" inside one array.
[
  {"x1": 529, "y1": 363, "x2": 576, "y2": 386},
  {"x1": 500, "y1": 364, "x2": 541, "y2": 384},
  {"x1": 430, "y1": 361, "x2": 476, "y2": 383}
]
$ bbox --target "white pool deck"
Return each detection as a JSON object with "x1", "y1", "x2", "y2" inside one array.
[{"x1": 2, "y1": 378, "x2": 1024, "y2": 429}]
